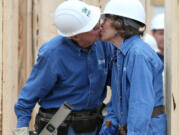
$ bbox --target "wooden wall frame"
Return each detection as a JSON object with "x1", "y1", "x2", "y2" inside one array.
[{"x1": 151, "y1": 0, "x2": 164, "y2": 6}]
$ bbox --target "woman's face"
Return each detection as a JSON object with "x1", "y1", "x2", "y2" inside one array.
[{"x1": 100, "y1": 17, "x2": 117, "y2": 42}]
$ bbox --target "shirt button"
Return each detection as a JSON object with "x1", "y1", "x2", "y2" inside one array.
[
  {"x1": 123, "y1": 67, "x2": 126, "y2": 72},
  {"x1": 89, "y1": 74, "x2": 93, "y2": 78},
  {"x1": 117, "y1": 64, "x2": 120, "y2": 67},
  {"x1": 120, "y1": 96, "x2": 122, "y2": 99},
  {"x1": 78, "y1": 52, "x2": 81, "y2": 56},
  {"x1": 120, "y1": 112, "x2": 123, "y2": 115},
  {"x1": 90, "y1": 90, "x2": 94, "y2": 94}
]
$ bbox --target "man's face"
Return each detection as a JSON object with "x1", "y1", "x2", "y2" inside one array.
[
  {"x1": 73, "y1": 24, "x2": 101, "y2": 49},
  {"x1": 152, "y1": 29, "x2": 164, "y2": 53}
]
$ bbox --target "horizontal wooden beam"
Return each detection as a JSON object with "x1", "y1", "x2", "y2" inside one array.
[{"x1": 151, "y1": 0, "x2": 164, "y2": 6}]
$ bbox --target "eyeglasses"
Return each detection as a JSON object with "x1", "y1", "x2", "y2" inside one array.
[
  {"x1": 100, "y1": 14, "x2": 118, "y2": 25},
  {"x1": 100, "y1": 16, "x2": 107, "y2": 25}
]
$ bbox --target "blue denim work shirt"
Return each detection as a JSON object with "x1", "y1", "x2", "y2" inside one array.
[
  {"x1": 105, "y1": 35, "x2": 166, "y2": 135},
  {"x1": 14, "y1": 35, "x2": 113, "y2": 128}
]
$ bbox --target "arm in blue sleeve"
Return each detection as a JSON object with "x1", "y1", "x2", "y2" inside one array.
[
  {"x1": 105, "y1": 42, "x2": 114, "y2": 86},
  {"x1": 100, "y1": 98, "x2": 119, "y2": 135},
  {"x1": 127, "y1": 55, "x2": 155, "y2": 135},
  {"x1": 103, "y1": 98, "x2": 118, "y2": 127},
  {"x1": 14, "y1": 50, "x2": 58, "y2": 128}
]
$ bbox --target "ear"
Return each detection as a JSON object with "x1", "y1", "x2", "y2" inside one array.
[{"x1": 70, "y1": 35, "x2": 79, "y2": 40}]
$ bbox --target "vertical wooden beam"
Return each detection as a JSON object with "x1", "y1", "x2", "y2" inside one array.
[
  {"x1": 33, "y1": 0, "x2": 64, "y2": 60},
  {"x1": 99, "y1": 0, "x2": 109, "y2": 10},
  {"x1": 151, "y1": 0, "x2": 164, "y2": 6},
  {"x1": 2, "y1": 0, "x2": 19, "y2": 134},
  {"x1": 0, "y1": 0, "x2": 2, "y2": 134},
  {"x1": 33, "y1": 0, "x2": 40, "y2": 61},
  {"x1": 18, "y1": 0, "x2": 34, "y2": 130},
  {"x1": 139, "y1": 0, "x2": 155, "y2": 34},
  {"x1": 18, "y1": 0, "x2": 33, "y2": 93},
  {"x1": 83, "y1": 0, "x2": 100, "y2": 7},
  {"x1": 145, "y1": 1, "x2": 155, "y2": 33},
  {"x1": 165, "y1": 0, "x2": 180, "y2": 134}
]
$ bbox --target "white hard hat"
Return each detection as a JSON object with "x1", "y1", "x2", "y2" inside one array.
[
  {"x1": 151, "y1": 13, "x2": 164, "y2": 30},
  {"x1": 144, "y1": 33, "x2": 159, "y2": 52},
  {"x1": 103, "y1": 0, "x2": 146, "y2": 24},
  {"x1": 55, "y1": 0, "x2": 100, "y2": 37}
]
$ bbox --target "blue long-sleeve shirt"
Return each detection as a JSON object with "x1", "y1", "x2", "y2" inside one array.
[
  {"x1": 14, "y1": 35, "x2": 113, "y2": 128},
  {"x1": 105, "y1": 35, "x2": 166, "y2": 135}
]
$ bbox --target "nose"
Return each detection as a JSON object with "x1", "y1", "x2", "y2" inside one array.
[{"x1": 93, "y1": 23, "x2": 100, "y2": 31}]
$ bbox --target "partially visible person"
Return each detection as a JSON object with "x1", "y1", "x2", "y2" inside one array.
[
  {"x1": 14, "y1": 0, "x2": 113, "y2": 135},
  {"x1": 151, "y1": 13, "x2": 165, "y2": 62},
  {"x1": 99, "y1": 0, "x2": 166, "y2": 135},
  {"x1": 143, "y1": 33, "x2": 159, "y2": 52}
]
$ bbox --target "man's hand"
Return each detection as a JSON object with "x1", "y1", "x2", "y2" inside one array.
[{"x1": 14, "y1": 127, "x2": 29, "y2": 135}]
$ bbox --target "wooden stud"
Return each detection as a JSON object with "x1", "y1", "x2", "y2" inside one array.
[
  {"x1": 18, "y1": 0, "x2": 35, "y2": 130},
  {"x1": 165, "y1": 0, "x2": 180, "y2": 134},
  {"x1": 0, "y1": 0, "x2": 2, "y2": 134},
  {"x1": 83, "y1": 0, "x2": 100, "y2": 7},
  {"x1": 18, "y1": 0, "x2": 33, "y2": 93},
  {"x1": 2, "y1": 0, "x2": 19, "y2": 134},
  {"x1": 99, "y1": 0, "x2": 109, "y2": 10},
  {"x1": 151, "y1": 0, "x2": 164, "y2": 6},
  {"x1": 140, "y1": 0, "x2": 155, "y2": 34},
  {"x1": 33, "y1": 0, "x2": 64, "y2": 60}
]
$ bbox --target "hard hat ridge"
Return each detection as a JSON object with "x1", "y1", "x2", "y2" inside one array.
[
  {"x1": 54, "y1": 0, "x2": 101, "y2": 37},
  {"x1": 151, "y1": 13, "x2": 164, "y2": 30},
  {"x1": 103, "y1": 0, "x2": 146, "y2": 24}
]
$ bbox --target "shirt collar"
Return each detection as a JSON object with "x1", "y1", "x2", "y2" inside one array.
[
  {"x1": 119, "y1": 35, "x2": 140, "y2": 55},
  {"x1": 65, "y1": 37, "x2": 96, "y2": 54},
  {"x1": 65, "y1": 37, "x2": 82, "y2": 53}
]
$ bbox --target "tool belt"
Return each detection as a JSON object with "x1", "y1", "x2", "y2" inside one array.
[
  {"x1": 70, "y1": 109, "x2": 99, "y2": 133},
  {"x1": 34, "y1": 104, "x2": 105, "y2": 135},
  {"x1": 34, "y1": 109, "x2": 68, "y2": 135},
  {"x1": 118, "y1": 105, "x2": 165, "y2": 135}
]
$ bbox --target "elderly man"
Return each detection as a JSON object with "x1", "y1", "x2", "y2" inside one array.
[{"x1": 14, "y1": 1, "x2": 113, "y2": 135}]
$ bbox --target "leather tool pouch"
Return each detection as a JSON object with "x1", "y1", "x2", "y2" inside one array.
[
  {"x1": 71, "y1": 111, "x2": 98, "y2": 133},
  {"x1": 34, "y1": 108, "x2": 68, "y2": 135}
]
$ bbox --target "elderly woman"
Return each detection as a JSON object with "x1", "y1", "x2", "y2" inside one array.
[{"x1": 99, "y1": 0, "x2": 166, "y2": 135}]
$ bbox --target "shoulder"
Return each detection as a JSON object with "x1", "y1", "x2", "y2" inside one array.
[
  {"x1": 38, "y1": 35, "x2": 68, "y2": 58},
  {"x1": 128, "y1": 38, "x2": 163, "y2": 68},
  {"x1": 129, "y1": 38, "x2": 156, "y2": 58}
]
